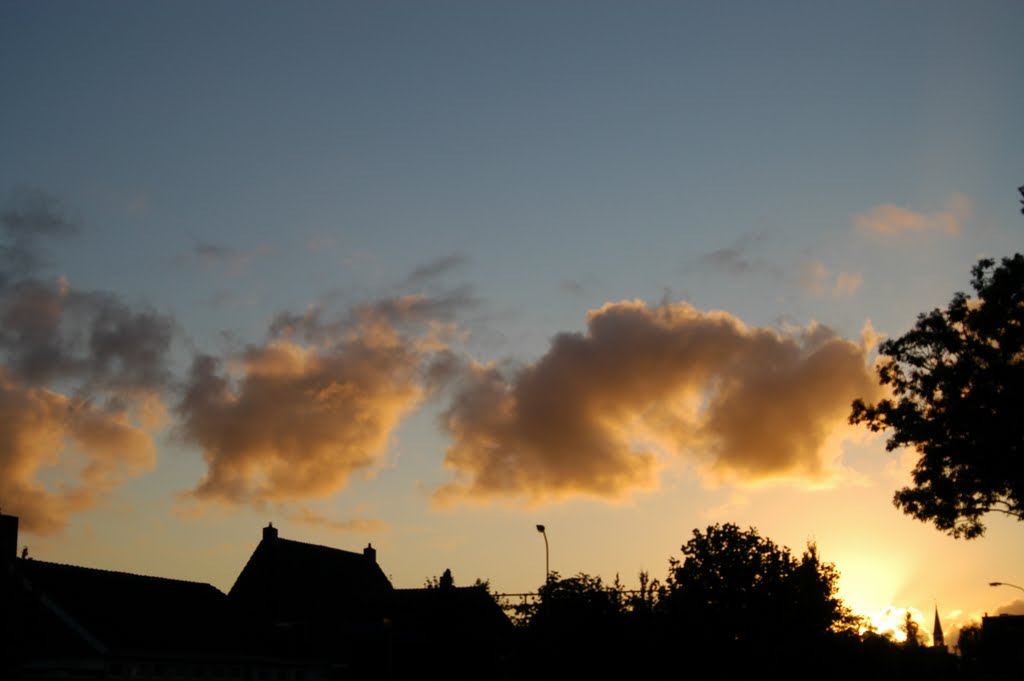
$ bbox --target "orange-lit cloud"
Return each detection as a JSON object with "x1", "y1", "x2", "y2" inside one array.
[
  {"x1": 854, "y1": 193, "x2": 971, "y2": 237},
  {"x1": 800, "y1": 260, "x2": 862, "y2": 298},
  {"x1": 863, "y1": 606, "x2": 931, "y2": 645},
  {"x1": 833, "y1": 271, "x2": 863, "y2": 297},
  {"x1": 0, "y1": 193, "x2": 171, "y2": 533},
  {"x1": 436, "y1": 300, "x2": 880, "y2": 504},
  {"x1": 800, "y1": 260, "x2": 830, "y2": 296},
  {"x1": 288, "y1": 507, "x2": 388, "y2": 533},
  {"x1": 994, "y1": 598, "x2": 1024, "y2": 616},
  {"x1": 0, "y1": 370, "x2": 157, "y2": 534},
  {"x1": 178, "y1": 296, "x2": 457, "y2": 506},
  {"x1": 944, "y1": 600, "x2": 1024, "y2": 649}
]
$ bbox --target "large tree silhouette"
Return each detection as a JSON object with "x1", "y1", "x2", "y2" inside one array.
[
  {"x1": 662, "y1": 523, "x2": 856, "y2": 655},
  {"x1": 851, "y1": 253, "x2": 1024, "y2": 538}
]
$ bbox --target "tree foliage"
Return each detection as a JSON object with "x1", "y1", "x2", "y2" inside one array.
[
  {"x1": 663, "y1": 523, "x2": 857, "y2": 650},
  {"x1": 524, "y1": 571, "x2": 623, "y2": 631},
  {"x1": 511, "y1": 524, "x2": 961, "y2": 678},
  {"x1": 955, "y1": 622, "x2": 982, "y2": 661},
  {"x1": 851, "y1": 254, "x2": 1024, "y2": 538},
  {"x1": 901, "y1": 611, "x2": 923, "y2": 648},
  {"x1": 517, "y1": 571, "x2": 630, "y2": 675}
]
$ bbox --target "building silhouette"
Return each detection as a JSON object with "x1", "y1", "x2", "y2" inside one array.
[{"x1": 2, "y1": 514, "x2": 513, "y2": 680}]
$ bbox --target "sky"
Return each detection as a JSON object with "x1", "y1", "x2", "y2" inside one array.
[{"x1": 1, "y1": 0, "x2": 1022, "y2": 644}]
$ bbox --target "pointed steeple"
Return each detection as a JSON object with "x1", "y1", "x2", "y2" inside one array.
[{"x1": 932, "y1": 604, "x2": 945, "y2": 649}]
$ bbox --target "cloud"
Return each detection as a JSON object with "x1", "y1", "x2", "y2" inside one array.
[
  {"x1": 435, "y1": 300, "x2": 880, "y2": 504},
  {"x1": 401, "y1": 254, "x2": 468, "y2": 288},
  {"x1": 860, "y1": 319, "x2": 882, "y2": 353},
  {"x1": 561, "y1": 279, "x2": 585, "y2": 296},
  {"x1": 269, "y1": 290, "x2": 472, "y2": 346},
  {"x1": 0, "y1": 191, "x2": 174, "y2": 534},
  {"x1": 800, "y1": 260, "x2": 830, "y2": 296},
  {"x1": 1, "y1": 189, "x2": 79, "y2": 281},
  {"x1": 800, "y1": 260, "x2": 863, "y2": 298},
  {"x1": 854, "y1": 193, "x2": 971, "y2": 238},
  {"x1": 865, "y1": 606, "x2": 931, "y2": 644},
  {"x1": 178, "y1": 295, "x2": 454, "y2": 506},
  {"x1": 0, "y1": 370, "x2": 157, "y2": 534},
  {"x1": 1, "y1": 192, "x2": 174, "y2": 395},
  {"x1": 0, "y1": 278, "x2": 174, "y2": 391},
  {"x1": 996, "y1": 598, "x2": 1024, "y2": 616},
  {"x1": 288, "y1": 507, "x2": 388, "y2": 533},
  {"x1": 943, "y1": 600, "x2": 1024, "y2": 649},
  {"x1": 833, "y1": 271, "x2": 863, "y2": 297},
  {"x1": 177, "y1": 241, "x2": 254, "y2": 273},
  {"x1": 698, "y1": 234, "x2": 782, "y2": 278}
]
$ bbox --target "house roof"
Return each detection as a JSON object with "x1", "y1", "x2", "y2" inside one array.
[
  {"x1": 228, "y1": 526, "x2": 393, "y2": 628},
  {"x1": 392, "y1": 586, "x2": 514, "y2": 637},
  {"x1": 9, "y1": 558, "x2": 245, "y2": 656}
]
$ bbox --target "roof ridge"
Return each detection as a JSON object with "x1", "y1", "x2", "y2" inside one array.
[
  {"x1": 20, "y1": 558, "x2": 223, "y2": 590},
  {"x1": 275, "y1": 536, "x2": 367, "y2": 557}
]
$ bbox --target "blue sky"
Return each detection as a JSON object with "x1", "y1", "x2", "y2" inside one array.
[{"x1": 2, "y1": 1, "x2": 1022, "y2": 642}]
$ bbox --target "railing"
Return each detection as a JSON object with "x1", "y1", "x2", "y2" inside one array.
[{"x1": 493, "y1": 589, "x2": 656, "y2": 621}]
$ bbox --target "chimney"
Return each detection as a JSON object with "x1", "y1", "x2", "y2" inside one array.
[
  {"x1": 363, "y1": 543, "x2": 376, "y2": 564},
  {"x1": 1, "y1": 513, "x2": 18, "y2": 563},
  {"x1": 263, "y1": 522, "x2": 278, "y2": 542}
]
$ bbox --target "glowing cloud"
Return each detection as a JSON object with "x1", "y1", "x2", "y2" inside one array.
[
  {"x1": 288, "y1": 507, "x2": 388, "y2": 533},
  {"x1": 178, "y1": 296, "x2": 454, "y2": 506},
  {"x1": 0, "y1": 193, "x2": 172, "y2": 533},
  {"x1": 436, "y1": 300, "x2": 880, "y2": 504},
  {"x1": 833, "y1": 271, "x2": 863, "y2": 297},
  {"x1": 801, "y1": 260, "x2": 862, "y2": 298},
  {"x1": 854, "y1": 193, "x2": 971, "y2": 237},
  {"x1": 800, "y1": 260, "x2": 830, "y2": 296},
  {"x1": 0, "y1": 370, "x2": 157, "y2": 534}
]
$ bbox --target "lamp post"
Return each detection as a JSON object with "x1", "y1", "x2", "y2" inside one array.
[
  {"x1": 536, "y1": 524, "x2": 549, "y2": 583},
  {"x1": 989, "y1": 581, "x2": 1024, "y2": 593}
]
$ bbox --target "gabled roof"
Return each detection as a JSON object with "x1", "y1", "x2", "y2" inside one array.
[
  {"x1": 390, "y1": 586, "x2": 516, "y2": 680},
  {"x1": 10, "y1": 558, "x2": 243, "y2": 655},
  {"x1": 228, "y1": 525, "x2": 393, "y2": 628},
  {"x1": 393, "y1": 586, "x2": 514, "y2": 636}
]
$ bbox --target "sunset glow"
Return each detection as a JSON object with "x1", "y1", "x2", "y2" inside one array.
[{"x1": 2, "y1": 1, "x2": 1023, "y2": 653}]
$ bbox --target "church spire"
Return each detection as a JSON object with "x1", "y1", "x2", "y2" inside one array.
[{"x1": 932, "y1": 604, "x2": 945, "y2": 649}]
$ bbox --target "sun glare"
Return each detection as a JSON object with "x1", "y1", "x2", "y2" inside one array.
[{"x1": 857, "y1": 606, "x2": 931, "y2": 646}]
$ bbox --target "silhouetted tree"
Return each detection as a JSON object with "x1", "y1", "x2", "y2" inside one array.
[
  {"x1": 521, "y1": 571, "x2": 629, "y2": 675},
  {"x1": 423, "y1": 568, "x2": 455, "y2": 589},
  {"x1": 624, "y1": 569, "x2": 661, "y2": 615},
  {"x1": 788, "y1": 542, "x2": 861, "y2": 636},
  {"x1": 661, "y1": 523, "x2": 856, "y2": 670},
  {"x1": 529, "y1": 571, "x2": 623, "y2": 630},
  {"x1": 851, "y1": 254, "x2": 1024, "y2": 538},
  {"x1": 955, "y1": 622, "x2": 982, "y2": 662},
  {"x1": 902, "y1": 610, "x2": 923, "y2": 648}
]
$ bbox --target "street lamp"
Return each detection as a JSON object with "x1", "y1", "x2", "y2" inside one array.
[
  {"x1": 536, "y1": 524, "x2": 549, "y2": 583},
  {"x1": 989, "y1": 581, "x2": 1024, "y2": 593}
]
